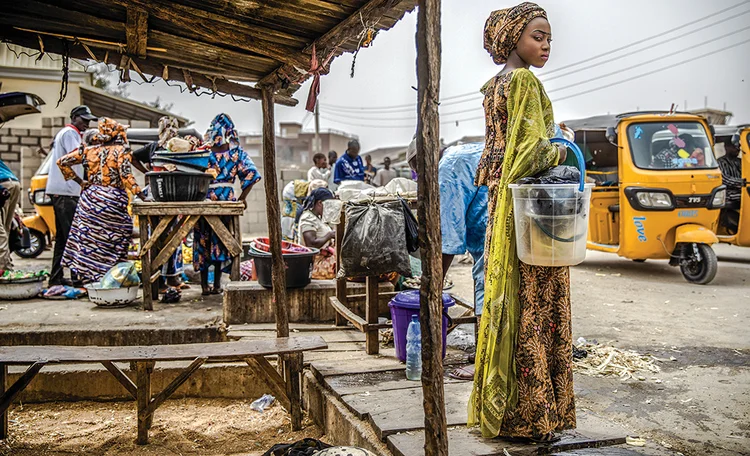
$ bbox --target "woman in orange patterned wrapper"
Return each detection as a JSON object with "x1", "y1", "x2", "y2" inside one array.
[
  {"x1": 57, "y1": 118, "x2": 146, "y2": 283},
  {"x1": 469, "y1": 3, "x2": 575, "y2": 443}
]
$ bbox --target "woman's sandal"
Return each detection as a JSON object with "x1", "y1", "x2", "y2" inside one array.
[
  {"x1": 529, "y1": 432, "x2": 561, "y2": 444},
  {"x1": 201, "y1": 289, "x2": 211, "y2": 296},
  {"x1": 448, "y1": 365, "x2": 475, "y2": 381}
]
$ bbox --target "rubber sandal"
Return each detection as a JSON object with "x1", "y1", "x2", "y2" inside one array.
[
  {"x1": 448, "y1": 365, "x2": 475, "y2": 381},
  {"x1": 201, "y1": 290, "x2": 211, "y2": 296},
  {"x1": 530, "y1": 433, "x2": 561, "y2": 444}
]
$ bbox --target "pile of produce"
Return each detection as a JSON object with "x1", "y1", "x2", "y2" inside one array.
[{"x1": 0, "y1": 269, "x2": 48, "y2": 282}]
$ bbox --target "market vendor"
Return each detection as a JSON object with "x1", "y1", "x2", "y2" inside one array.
[
  {"x1": 194, "y1": 113, "x2": 261, "y2": 295},
  {"x1": 296, "y1": 188, "x2": 336, "y2": 280},
  {"x1": 407, "y1": 138, "x2": 487, "y2": 381},
  {"x1": 333, "y1": 140, "x2": 365, "y2": 184},
  {"x1": 131, "y1": 116, "x2": 179, "y2": 174}
]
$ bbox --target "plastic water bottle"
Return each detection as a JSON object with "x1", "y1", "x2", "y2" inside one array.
[{"x1": 405, "y1": 315, "x2": 422, "y2": 381}]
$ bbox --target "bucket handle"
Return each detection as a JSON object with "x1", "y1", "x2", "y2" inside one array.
[{"x1": 550, "y1": 138, "x2": 585, "y2": 192}]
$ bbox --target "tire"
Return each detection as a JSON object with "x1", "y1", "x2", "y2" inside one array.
[
  {"x1": 632, "y1": 259, "x2": 646, "y2": 263},
  {"x1": 680, "y1": 243, "x2": 718, "y2": 285},
  {"x1": 15, "y1": 229, "x2": 46, "y2": 259}
]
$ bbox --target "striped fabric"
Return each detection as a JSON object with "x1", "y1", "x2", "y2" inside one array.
[{"x1": 62, "y1": 185, "x2": 133, "y2": 282}]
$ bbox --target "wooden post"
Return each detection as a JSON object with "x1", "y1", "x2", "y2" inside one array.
[
  {"x1": 416, "y1": 1, "x2": 448, "y2": 455},
  {"x1": 230, "y1": 215, "x2": 241, "y2": 281},
  {"x1": 365, "y1": 276, "x2": 379, "y2": 355},
  {"x1": 334, "y1": 219, "x2": 347, "y2": 327},
  {"x1": 284, "y1": 352, "x2": 303, "y2": 431},
  {"x1": 139, "y1": 216, "x2": 153, "y2": 311},
  {"x1": 136, "y1": 361, "x2": 153, "y2": 445},
  {"x1": 261, "y1": 86, "x2": 290, "y2": 339},
  {"x1": 0, "y1": 363, "x2": 6, "y2": 440}
]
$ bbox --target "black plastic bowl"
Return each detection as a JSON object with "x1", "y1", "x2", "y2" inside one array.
[
  {"x1": 146, "y1": 171, "x2": 212, "y2": 202},
  {"x1": 247, "y1": 243, "x2": 319, "y2": 289}
]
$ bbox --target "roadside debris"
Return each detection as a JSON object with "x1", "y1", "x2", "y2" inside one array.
[
  {"x1": 250, "y1": 394, "x2": 275, "y2": 413},
  {"x1": 573, "y1": 341, "x2": 661, "y2": 380},
  {"x1": 626, "y1": 436, "x2": 647, "y2": 446}
]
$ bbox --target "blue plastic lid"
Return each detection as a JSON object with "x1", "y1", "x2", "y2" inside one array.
[
  {"x1": 389, "y1": 290, "x2": 455, "y2": 310},
  {"x1": 411, "y1": 315, "x2": 419, "y2": 323}
]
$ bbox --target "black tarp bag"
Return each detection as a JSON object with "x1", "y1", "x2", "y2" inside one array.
[
  {"x1": 262, "y1": 438, "x2": 332, "y2": 456},
  {"x1": 337, "y1": 200, "x2": 412, "y2": 279},
  {"x1": 399, "y1": 197, "x2": 419, "y2": 253}
]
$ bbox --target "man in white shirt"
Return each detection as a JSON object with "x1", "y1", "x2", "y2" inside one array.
[
  {"x1": 372, "y1": 156, "x2": 398, "y2": 187},
  {"x1": 46, "y1": 105, "x2": 96, "y2": 286},
  {"x1": 307, "y1": 152, "x2": 330, "y2": 182}
]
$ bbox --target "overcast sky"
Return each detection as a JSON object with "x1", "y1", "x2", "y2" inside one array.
[{"x1": 116, "y1": 0, "x2": 750, "y2": 154}]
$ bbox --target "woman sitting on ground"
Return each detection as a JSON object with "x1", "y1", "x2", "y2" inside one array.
[
  {"x1": 296, "y1": 188, "x2": 336, "y2": 280},
  {"x1": 57, "y1": 118, "x2": 146, "y2": 283}
]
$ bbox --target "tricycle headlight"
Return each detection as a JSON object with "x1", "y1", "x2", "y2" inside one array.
[
  {"x1": 636, "y1": 192, "x2": 673, "y2": 208},
  {"x1": 712, "y1": 189, "x2": 726, "y2": 208}
]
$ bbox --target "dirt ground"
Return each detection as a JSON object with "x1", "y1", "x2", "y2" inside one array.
[
  {"x1": 0, "y1": 398, "x2": 322, "y2": 456},
  {"x1": 446, "y1": 243, "x2": 749, "y2": 456}
]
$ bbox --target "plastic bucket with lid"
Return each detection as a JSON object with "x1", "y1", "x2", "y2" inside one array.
[
  {"x1": 509, "y1": 138, "x2": 593, "y2": 266},
  {"x1": 388, "y1": 290, "x2": 455, "y2": 362}
]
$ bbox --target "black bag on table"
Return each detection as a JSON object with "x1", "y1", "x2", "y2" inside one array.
[
  {"x1": 337, "y1": 201, "x2": 413, "y2": 279},
  {"x1": 399, "y1": 198, "x2": 419, "y2": 253}
]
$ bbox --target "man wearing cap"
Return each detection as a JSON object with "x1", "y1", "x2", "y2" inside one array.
[{"x1": 46, "y1": 105, "x2": 96, "y2": 286}]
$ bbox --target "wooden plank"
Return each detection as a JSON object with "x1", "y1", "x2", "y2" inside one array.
[
  {"x1": 284, "y1": 352, "x2": 304, "y2": 431},
  {"x1": 310, "y1": 359, "x2": 406, "y2": 379},
  {"x1": 245, "y1": 356, "x2": 290, "y2": 411},
  {"x1": 149, "y1": 270, "x2": 161, "y2": 285},
  {"x1": 416, "y1": 0, "x2": 447, "y2": 454},
  {"x1": 347, "y1": 291, "x2": 400, "y2": 300},
  {"x1": 231, "y1": 215, "x2": 242, "y2": 282},
  {"x1": 203, "y1": 215, "x2": 242, "y2": 257},
  {"x1": 341, "y1": 381, "x2": 470, "y2": 439},
  {"x1": 0, "y1": 362, "x2": 46, "y2": 414},
  {"x1": 387, "y1": 427, "x2": 627, "y2": 456},
  {"x1": 261, "y1": 86, "x2": 291, "y2": 339},
  {"x1": 0, "y1": 364, "x2": 6, "y2": 439},
  {"x1": 132, "y1": 201, "x2": 246, "y2": 216},
  {"x1": 126, "y1": 6, "x2": 149, "y2": 58},
  {"x1": 227, "y1": 322, "x2": 343, "y2": 332},
  {"x1": 229, "y1": 329, "x2": 366, "y2": 343},
  {"x1": 101, "y1": 361, "x2": 137, "y2": 399},
  {"x1": 329, "y1": 297, "x2": 367, "y2": 332},
  {"x1": 139, "y1": 215, "x2": 174, "y2": 254},
  {"x1": 151, "y1": 215, "x2": 200, "y2": 270},
  {"x1": 0, "y1": 337, "x2": 328, "y2": 364},
  {"x1": 138, "y1": 214, "x2": 153, "y2": 311},
  {"x1": 135, "y1": 361, "x2": 153, "y2": 445},
  {"x1": 365, "y1": 276, "x2": 379, "y2": 355},
  {"x1": 325, "y1": 369, "x2": 464, "y2": 397},
  {"x1": 147, "y1": 357, "x2": 207, "y2": 415}
]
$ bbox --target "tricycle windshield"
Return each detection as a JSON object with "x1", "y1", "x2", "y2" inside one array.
[{"x1": 627, "y1": 121, "x2": 718, "y2": 170}]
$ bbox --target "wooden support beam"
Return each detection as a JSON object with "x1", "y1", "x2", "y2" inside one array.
[
  {"x1": 245, "y1": 356, "x2": 291, "y2": 411},
  {"x1": 138, "y1": 216, "x2": 154, "y2": 311},
  {"x1": 334, "y1": 220, "x2": 347, "y2": 327},
  {"x1": 126, "y1": 6, "x2": 149, "y2": 59},
  {"x1": 365, "y1": 276, "x2": 380, "y2": 355},
  {"x1": 136, "y1": 361, "x2": 154, "y2": 445},
  {"x1": 147, "y1": 357, "x2": 207, "y2": 416},
  {"x1": 283, "y1": 352, "x2": 303, "y2": 431},
  {"x1": 151, "y1": 215, "x2": 200, "y2": 270},
  {"x1": 261, "y1": 86, "x2": 290, "y2": 339},
  {"x1": 101, "y1": 361, "x2": 137, "y2": 399},
  {"x1": 259, "y1": 0, "x2": 414, "y2": 89},
  {"x1": 139, "y1": 215, "x2": 174, "y2": 254},
  {"x1": 230, "y1": 216, "x2": 242, "y2": 282},
  {"x1": 416, "y1": 0, "x2": 448, "y2": 455},
  {"x1": 0, "y1": 362, "x2": 46, "y2": 417},
  {"x1": 0, "y1": 364, "x2": 6, "y2": 439},
  {"x1": 329, "y1": 297, "x2": 367, "y2": 331},
  {"x1": 203, "y1": 215, "x2": 243, "y2": 257}
]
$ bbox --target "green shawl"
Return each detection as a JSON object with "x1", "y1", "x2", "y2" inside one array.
[{"x1": 468, "y1": 68, "x2": 559, "y2": 438}]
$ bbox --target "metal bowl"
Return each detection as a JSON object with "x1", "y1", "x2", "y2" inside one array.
[
  {"x1": 86, "y1": 282, "x2": 140, "y2": 308},
  {"x1": 0, "y1": 277, "x2": 44, "y2": 300}
]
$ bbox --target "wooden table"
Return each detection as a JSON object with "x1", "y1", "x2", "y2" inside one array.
[{"x1": 132, "y1": 201, "x2": 245, "y2": 310}]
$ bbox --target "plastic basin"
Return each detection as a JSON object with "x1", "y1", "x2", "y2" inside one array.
[
  {"x1": 86, "y1": 282, "x2": 139, "y2": 308},
  {"x1": 146, "y1": 171, "x2": 212, "y2": 202},
  {"x1": 388, "y1": 290, "x2": 455, "y2": 362},
  {"x1": 247, "y1": 242, "x2": 319, "y2": 289}
]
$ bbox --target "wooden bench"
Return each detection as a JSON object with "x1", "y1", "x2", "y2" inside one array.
[{"x1": 0, "y1": 337, "x2": 327, "y2": 444}]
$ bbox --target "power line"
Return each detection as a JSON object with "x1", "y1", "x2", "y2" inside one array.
[
  {"x1": 320, "y1": 38, "x2": 750, "y2": 128},
  {"x1": 320, "y1": 0, "x2": 750, "y2": 113}
]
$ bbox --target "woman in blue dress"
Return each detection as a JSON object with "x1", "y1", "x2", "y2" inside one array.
[{"x1": 194, "y1": 113, "x2": 261, "y2": 294}]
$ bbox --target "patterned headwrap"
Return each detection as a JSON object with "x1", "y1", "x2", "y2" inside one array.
[
  {"x1": 157, "y1": 116, "x2": 179, "y2": 147},
  {"x1": 91, "y1": 118, "x2": 127, "y2": 144},
  {"x1": 204, "y1": 113, "x2": 239, "y2": 148},
  {"x1": 484, "y1": 2, "x2": 547, "y2": 65}
]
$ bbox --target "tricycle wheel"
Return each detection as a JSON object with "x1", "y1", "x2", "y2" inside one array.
[
  {"x1": 632, "y1": 259, "x2": 646, "y2": 263},
  {"x1": 679, "y1": 243, "x2": 717, "y2": 285},
  {"x1": 15, "y1": 229, "x2": 46, "y2": 258}
]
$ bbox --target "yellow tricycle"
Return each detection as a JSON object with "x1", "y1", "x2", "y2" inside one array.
[
  {"x1": 564, "y1": 112, "x2": 725, "y2": 284},
  {"x1": 713, "y1": 125, "x2": 750, "y2": 248}
]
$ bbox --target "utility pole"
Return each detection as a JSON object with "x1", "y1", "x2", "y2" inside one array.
[{"x1": 314, "y1": 101, "x2": 321, "y2": 155}]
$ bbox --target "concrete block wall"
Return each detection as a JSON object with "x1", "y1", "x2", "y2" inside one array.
[{"x1": 0, "y1": 119, "x2": 56, "y2": 211}]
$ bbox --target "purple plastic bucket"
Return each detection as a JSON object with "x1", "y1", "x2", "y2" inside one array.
[{"x1": 388, "y1": 290, "x2": 455, "y2": 362}]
